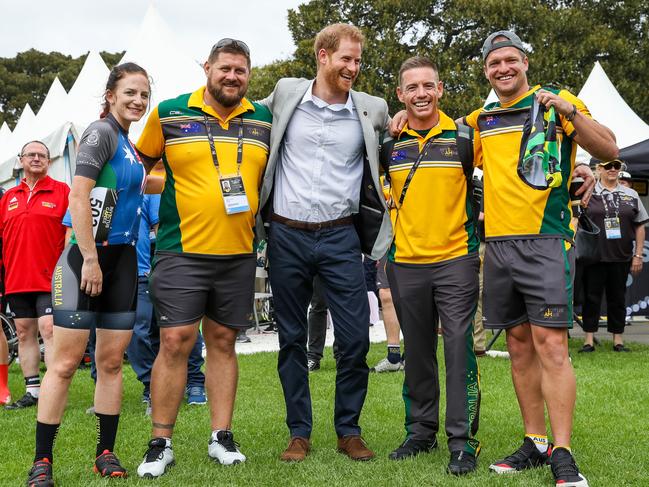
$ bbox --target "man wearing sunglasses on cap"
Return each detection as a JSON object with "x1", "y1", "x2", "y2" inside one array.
[{"x1": 135, "y1": 38, "x2": 271, "y2": 477}]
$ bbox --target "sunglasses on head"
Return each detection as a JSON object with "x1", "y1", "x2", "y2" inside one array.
[
  {"x1": 599, "y1": 161, "x2": 622, "y2": 170},
  {"x1": 211, "y1": 38, "x2": 250, "y2": 57}
]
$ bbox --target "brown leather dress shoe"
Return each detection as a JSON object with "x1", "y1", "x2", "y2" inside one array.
[
  {"x1": 337, "y1": 435, "x2": 375, "y2": 461},
  {"x1": 280, "y1": 437, "x2": 311, "y2": 462}
]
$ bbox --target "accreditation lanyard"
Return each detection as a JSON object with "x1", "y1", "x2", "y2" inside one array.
[
  {"x1": 203, "y1": 113, "x2": 244, "y2": 176},
  {"x1": 203, "y1": 113, "x2": 250, "y2": 215},
  {"x1": 601, "y1": 189, "x2": 621, "y2": 240},
  {"x1": 398, "y1": 138, "x2": 433, "y2": 207}
]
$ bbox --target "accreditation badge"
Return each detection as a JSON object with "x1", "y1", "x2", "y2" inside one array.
[
  {"x1": 604, "y1": 217, "x2": 621, "y2": 239},
  {"x1": 220, "y1": 175, "x2": 250, "y2": 215}
]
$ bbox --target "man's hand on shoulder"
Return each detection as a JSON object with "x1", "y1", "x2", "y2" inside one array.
[{"x1": 389, "y1": 110, "x2": 407, "y2": 136}]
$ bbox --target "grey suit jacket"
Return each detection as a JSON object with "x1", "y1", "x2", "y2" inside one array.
[{"x1": 257, "y1": 77, "x2": 393, "y2": 260}]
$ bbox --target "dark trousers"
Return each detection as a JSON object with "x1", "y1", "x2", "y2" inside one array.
[
  {"x1": 582, "y1": 261, "x2": 631, "y2": 334},
  {"x1": 388, "y1": 255, "x2": 481, "y2": 454},
  {"x1": 307, "y1": 276, "x2": 328, "y2": 362},
  {"x1": 268, "y1": 221, "x2": 370, "y2": 438}
]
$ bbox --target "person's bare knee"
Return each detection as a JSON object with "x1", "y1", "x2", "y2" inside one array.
[
  {"x1": 204, "y1": 323, "x2": 237, "y2": 356},
  {"x1": 51, "y1": 357, "x2": 80, "y2": 381},
  {"x1": 506, "y1": 324, "x2": 535, "y2": 363},
  {"x1": 379, "y1": 288, "x2": 393, "y2": 308},
  {"x1": 38, "y1": 316, "x2": 54, "y2": 342},
  {"x1": 533, "y1": 327, "x2": 570, "y2": 369},
  {"x1": 95, "y1": 354, "x2": 124, "y2": 377},
  {"x1": 159, "y1": 326, "x2": 197, "y2": 360},
  {"x1": 15, "y1": 319, "x2": 37, "y2": 344}
]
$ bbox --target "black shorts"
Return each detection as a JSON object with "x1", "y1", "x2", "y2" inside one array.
[
  {"x1": 376, "y1": 253, "x2": 390, "y2": 290},
  {"x1": 52, "y1": 244, "x2": 138, "y2": 330},
  {"x1": 483, "y1": 238, "x2": 575, "y2": 329},
  {"x1": 6, "y1": 292, "x2": 53, "y2": 319},
  {"x1": 149, "y1": 252, "x2": 256, "y2": 328}
]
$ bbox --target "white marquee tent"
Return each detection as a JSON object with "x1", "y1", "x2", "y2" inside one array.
[
  {"x1": 0, "y1": 4, "x2": 206, "y2": 187},
  {"x1": 0, "y1": 122, "x2": 11, "y2": 148},
  {"x1": 119, "y1": 4, "x2": 205, "y2": 141},
  {"x1": 576, "y1": 61, "x2": 649, "y2": 162},
  {"x1": 63, "y1": 50, "x2": 111, "y2": 130},
  {"x1": 33, "y1": 77, "x2": 68, "y2": 140}
]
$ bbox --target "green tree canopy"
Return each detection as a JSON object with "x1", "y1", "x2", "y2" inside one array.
[
  {"x1": 248, "y1": 0, "x2": 649, "y2": 123},
  {"x1": 0, "y1": 50, "x2": 123, "y2": 129}
]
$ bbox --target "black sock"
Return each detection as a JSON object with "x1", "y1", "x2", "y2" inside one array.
[
  {"x1": 95, "y1": 413, "x2": 120, "y2": 457},
  {"x1": 387, "y1": 345, "x2": 401, "y2": 364},
  {"x1": 34, "y1": 421, "x2": 60, "y2": 463}
]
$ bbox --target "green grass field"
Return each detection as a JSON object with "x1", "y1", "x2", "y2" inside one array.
[{"x1": 1, "y1": 336, "x2": 647, "y2": 486}]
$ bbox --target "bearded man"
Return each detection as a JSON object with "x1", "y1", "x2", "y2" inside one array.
[
  {"x1": 257, "y1": 23, "x2": 391, "y2": 462},
  {"x1": 134, "y1": 39, "x2": 272, "y2": 478}
]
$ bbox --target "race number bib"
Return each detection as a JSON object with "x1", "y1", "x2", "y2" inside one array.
[
  {"x1": 220, "y1": 175, "x2": 250, "y2": 215},
  {"x1": 89, "y1": 187, "x2": 118, "y2": 242},
  {"x1": 604, "y1": 217, "x2": 621, "y2": 240}
]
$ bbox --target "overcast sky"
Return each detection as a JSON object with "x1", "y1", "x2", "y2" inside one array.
[{"x1": 0, "y1": 0, "x2": 305, "y2": 67}]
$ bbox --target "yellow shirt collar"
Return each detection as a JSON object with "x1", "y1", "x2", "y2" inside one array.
[
  {"x1": 399, "y1": 109, "x2": 456, "y2": 144},
  {"x1": 499, "y1": 84, "x2": 542, "y2": 108},
  {"x1": 188, "y1": 86, "x2": 255, "y2": 123}
]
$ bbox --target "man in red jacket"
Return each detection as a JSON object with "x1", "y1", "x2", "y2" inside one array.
[{"x1": 0, "y1": 141, "x2": 69, "y2": 410}]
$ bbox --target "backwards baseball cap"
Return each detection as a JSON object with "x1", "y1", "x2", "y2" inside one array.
[
  {"x1": 482, "y1": 30, "x2": 526, "y2": 61},
  {"x1": 619, "y1": 170, "x2": 632, "y2": 180}
]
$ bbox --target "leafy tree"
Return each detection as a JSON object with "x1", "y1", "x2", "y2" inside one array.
[
  {"x1": 0, "y1": 50, "x2": 123, "y2": 129},
  {"x1": 248, "y1": 0, "x2": 649, "y2": 123}
]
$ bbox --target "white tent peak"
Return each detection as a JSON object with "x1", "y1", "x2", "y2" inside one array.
[
  {"x1": 13, "y1": 104, "x2": 36, "y2": 136},
  {"x1": 0, "y1": 104, "x2": 36, "y2": 162},
  {"x1": 120, "y1": 3, "x2": 205, "y2": 140},
  {"x1": 0, "y1": 122, "x2": 11, "y2": 146},
  {"x1": 577, "y1": 61, "x2": 649, "y2": 155},
  {"x1": 35, "y1": 77, "x2": 68, "y2": 138},
  {"x1": 66, "y1": 50, "x2": 110, "y2": 129}
]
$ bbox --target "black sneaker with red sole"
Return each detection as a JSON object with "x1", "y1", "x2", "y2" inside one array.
[
  {"x1": 26, "y1": 458, "x2": 54, "y2": 487},
  {"x1": 93, "y1": 450, "x2": 127, "y2": 478}
]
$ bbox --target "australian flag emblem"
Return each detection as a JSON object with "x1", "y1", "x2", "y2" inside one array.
[
  {"x1": 391, "y1": 150, "x2": 407, "y2": 162},
  {"x1": 180, "y1": 122, "x2": 202, "y2": 133}
]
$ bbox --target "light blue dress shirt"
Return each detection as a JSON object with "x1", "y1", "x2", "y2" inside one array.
[{"x1": 273, "y1": 81, "x2": 364, "y2": 222}]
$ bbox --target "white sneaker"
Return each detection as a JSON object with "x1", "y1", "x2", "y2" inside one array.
[
  {"x1": 371, "y1": 357, "x2": 403, "y2": 373},
  {"x1": 137, "y1": 437, "x2": 175, "y2": 478},
  {"x1": 208, "y1": 430, "x2": 246, "y2": 465}
]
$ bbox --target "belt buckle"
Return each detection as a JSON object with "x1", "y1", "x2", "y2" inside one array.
[{"x1": 315, "y1": 221, "x2": 323, "y2": 231}]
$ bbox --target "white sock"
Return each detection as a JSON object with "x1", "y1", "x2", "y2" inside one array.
[{"x1": 526, "y1": 434, "x2": 548, "y2": 453}]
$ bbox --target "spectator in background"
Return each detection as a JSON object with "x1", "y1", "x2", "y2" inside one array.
[
  {"x1": 0, "y1": 184, "x2": 10, "y2": 405},
  {"x1": 306, "y1": 276, "x2": 330, "y2": 372},
  {"x1": 126, "y1": 192, "x2": 206, "y2": 412},
  {"x1": 580, "y1": 160, "x2": 648, "y2": 352},
  {"x1": 471, "y1": 176, "x2": 487, "y2": 356},
  {"x1": 371, "y1": 255, "x2": 403, "y2": 372},
  {"x1": 618, "y1": 170, "x2": 633, "y2": 188},
  {"x1": 1, "y1": 141, "x2": 69, "y2": 411}
]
